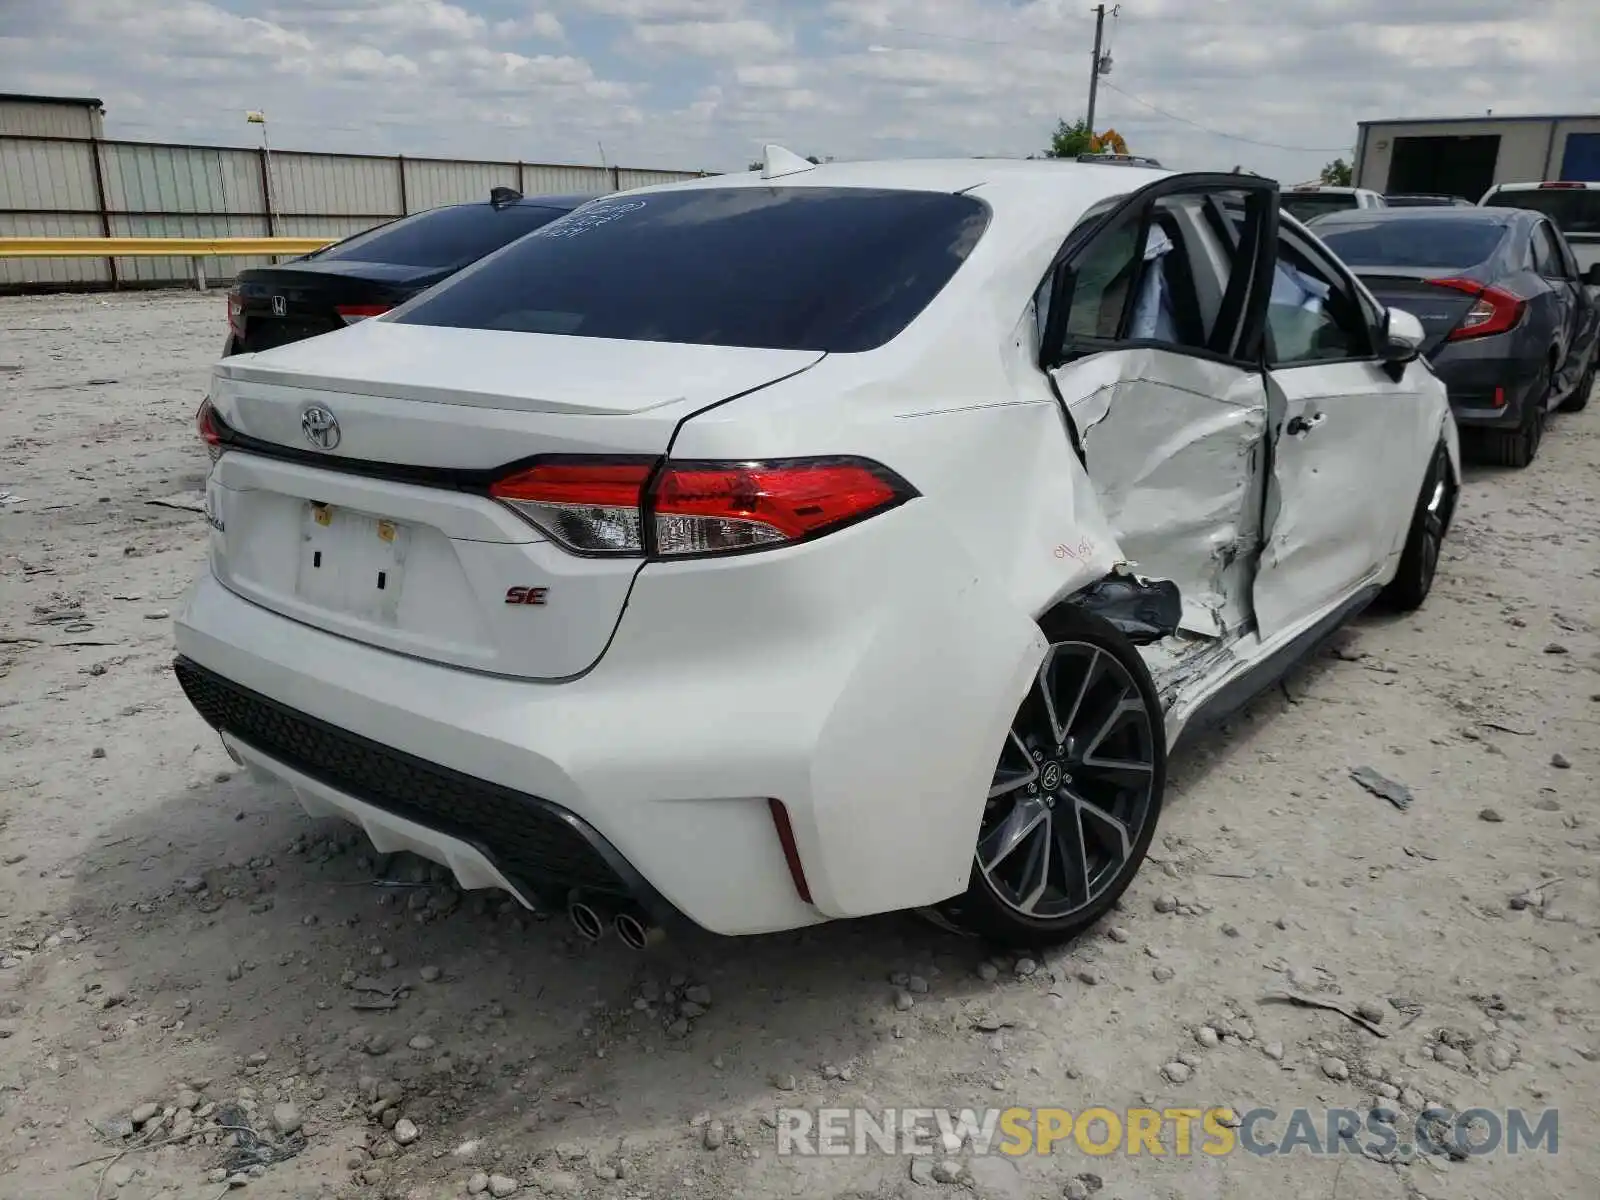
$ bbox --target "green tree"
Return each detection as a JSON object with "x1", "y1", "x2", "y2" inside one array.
[
  {"x1": 1045, "y1": 119, "x2": 1131, "y2": 159},
  {"x1": 1320, "y1": 157, "x2": 1353, "y2": 186},
  {"x1": 1046, "y1": 118, "x2": 1095, "y2": 159}
]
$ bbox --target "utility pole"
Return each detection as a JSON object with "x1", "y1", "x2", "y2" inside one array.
[{"x1": 1085, "y1": 4, "x2": 1118, "y2": 139}]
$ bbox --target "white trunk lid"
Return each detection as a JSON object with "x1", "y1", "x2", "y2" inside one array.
[{"x1": 206, "y1": 322, "x2": 822, "y2": 679}]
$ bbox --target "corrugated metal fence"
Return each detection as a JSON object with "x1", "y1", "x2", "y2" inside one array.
[{"x1": 0, "y1": 133, "x2": 708, "y2": 290}]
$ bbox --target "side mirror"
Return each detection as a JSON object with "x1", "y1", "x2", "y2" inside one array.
[
  {"x1": 1584, "y1": 263, "x2": 1600, "y2": 287},
  {"x1": 1381, "y1": 307, "x2": 1425, "y2": 363}
]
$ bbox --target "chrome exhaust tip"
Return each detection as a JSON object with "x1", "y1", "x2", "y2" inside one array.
[
  {"x1": 613, "y1": 909, "x2": 664, "y2": 950},
  {"x1": 567, "y1": 898, "x2": 606, "y2": 942}
]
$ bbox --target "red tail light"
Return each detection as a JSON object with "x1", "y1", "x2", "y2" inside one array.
[
  {"x1": 336, "y1": 304, "x2": 392, "y2": 325},
  {"x1": 196, "y1": 398, "x2": 225, "y2": 462},
  {"x1": 489, "y1": 456, "x2": 917, "y2": 558},
  {"x1": 1428, "y1": 277, "x2": 1526, "y2": 342},
  {"x1": 653, "y1": 460, "x2": 907, "y2": 555},
  {"x1": 226, "y1": 289, "x2": 244, "y2": 337},
  {"x1": 1537, "y1": 181, "x2": 1584, "y2": 189}
]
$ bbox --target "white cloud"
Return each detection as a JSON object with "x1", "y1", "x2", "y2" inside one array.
[
  {"x1": 327, "y1": 45, "x2": 422, "y2": 78},
  {"x1": 633, "y1": 18, "x2": 787, "y2": 56},
  {"x1": 267, "y1": 0, "x2": 488, "y2": 40},
  {"x1": 493, "y1": 11, "x2": 566, "y2": 41},
  {"x1": 580, "y1": 0, "x2": 742, "y2": 16},
  {"x1": 1, "y1": 0, "x2": 1596, "y2": 178},
  {"x1": 734, "y1": 63, "x2": 800, "y2": 88}
]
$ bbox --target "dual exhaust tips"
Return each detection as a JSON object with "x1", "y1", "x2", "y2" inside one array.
[{"x1": 568, "y1": 894, "x2": 663, "y2": 950}]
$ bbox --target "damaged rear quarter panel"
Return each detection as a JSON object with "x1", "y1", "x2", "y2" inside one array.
[{"x1": 891, "y1": 397, "x2": 1125, "y2": 611}]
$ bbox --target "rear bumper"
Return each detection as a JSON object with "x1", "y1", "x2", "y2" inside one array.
[
  {"x1": 173, "y1": 656, "x2": 687, "y2": 930},
  {"x1": 173, "y1": 575, "x2": 823, "y2": 935},
  {"x1": 1431, "y1": 350, "x2": 1542, "y2": 428},
  {"x1": 172, "y1": 499, "x2": 1046, "y2": 935}
]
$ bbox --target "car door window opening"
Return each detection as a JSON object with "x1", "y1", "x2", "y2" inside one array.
[
  {"x1": 1264, "y1": 227, "x2": 1377, "y2": 368},
  {"x1": 1040, "y1": 184, "x2": 1272, "y2": 370}
]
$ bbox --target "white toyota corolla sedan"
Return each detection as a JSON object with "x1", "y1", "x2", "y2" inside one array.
[{"x1": 174, "y1": 149, "x2": 1460, "y2": 947}]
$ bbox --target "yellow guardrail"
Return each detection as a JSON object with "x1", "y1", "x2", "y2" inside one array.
[
  {"x1": 0, "y1": 236, "x2": 334, "y2": 258},
  {"x1": 0, "y1": 236, "x2": 338, "y2": 291}
]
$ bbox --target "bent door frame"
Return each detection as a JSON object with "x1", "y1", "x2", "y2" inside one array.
[{"x1": 1037, "y1": 173, "x2": 1282, "y2": 638}]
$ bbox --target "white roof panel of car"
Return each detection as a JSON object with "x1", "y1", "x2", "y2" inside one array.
[
  {"x1": 622, "y1": 156, "x2": 1172, "y2": 213},
  {"x1": 1487, "y1": 180, "x2": 1600, "y2": 190}
]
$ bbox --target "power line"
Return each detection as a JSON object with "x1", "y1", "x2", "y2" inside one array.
[
  {"x1": 861, "y1": 20, "x2": 1351, "y2": 157},
  {"x1": 873, "y1": 19, "x2": 1084, "y2": 48},
  {"x1": 1099, "y1": 80, "x2": 1350, "y2": 154}
]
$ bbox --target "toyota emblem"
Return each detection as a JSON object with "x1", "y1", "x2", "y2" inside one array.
[
  {"x1": 271, "y1": 295, "x2": 287, "y2": 317},
  {"x1": 300, "y1": 405, "x2": 341, "y2": 450}
]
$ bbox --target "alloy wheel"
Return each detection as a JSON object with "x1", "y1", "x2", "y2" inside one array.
[
  {"x1": 979, "y1": 640, "x2": 1158, "y2": 920},
  {"x1": 1419, "y1": 470, "x2": 1448, "y2": 592}
]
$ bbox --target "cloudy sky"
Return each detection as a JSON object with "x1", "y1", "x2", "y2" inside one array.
[{"x1": 2, "y1": 0, "x2": 1596, "y2": 179}]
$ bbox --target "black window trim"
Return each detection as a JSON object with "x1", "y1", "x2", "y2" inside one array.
[{"x1": 1037, "y1": 173, "x2": 1281, "y2": 375}]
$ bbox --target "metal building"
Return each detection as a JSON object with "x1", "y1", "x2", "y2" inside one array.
[
  {"x1": 1, "y1": 105, "x2": 707, "y2": 290},
  {"x1": 0, "y1": 92, "x2": 105, "y2": 139},
  {"x1": 1354, "y1": 113, "x2": 1600, "y2": 201}
]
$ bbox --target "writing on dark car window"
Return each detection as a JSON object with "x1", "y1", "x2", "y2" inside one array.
[
  {"x1": 533, "y1": 200, "x2": 647, "y2": 239},
  {"x1": 396, "y1": 187, "x2": 991, "y2": 353}
]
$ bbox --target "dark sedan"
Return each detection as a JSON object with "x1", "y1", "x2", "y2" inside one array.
[
  {"x1": 1310, "y1": 206, "x2": 1600, "y2": 467},
  {"x1": 223, "y1": 188, "x2": 596, "y2": 356}
]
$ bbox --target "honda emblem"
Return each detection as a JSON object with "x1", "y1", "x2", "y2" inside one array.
[{"x1": 271, "y1": 295, "x2": 287, "y2": 317}]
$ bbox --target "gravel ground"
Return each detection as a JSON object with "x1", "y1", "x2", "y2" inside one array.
[{"x1": 1, "y1": 290, "x2": 1597, "y2": 1200}]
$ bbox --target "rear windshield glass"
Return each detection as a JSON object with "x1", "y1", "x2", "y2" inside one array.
[
  {"x1": 395, "y1": 187, "x2": 992, "y2": 352},
  {"x1": 1482, "y1": 189, "x2": 1600, "y2": 236},
  {"x1": 310, "y1": 204, "x2": 572, "y2": 269},
  {"x1": 1282, "y1": 193, "x2": 1359, "y2": 222},
  {"x1": 1314, "y1": 218, "x2": 1506, "y2": 269}
]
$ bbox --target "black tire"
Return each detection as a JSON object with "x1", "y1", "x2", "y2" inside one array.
[
  {"x1": 1380, "y1": 441, "x2": 1455, "y2": 612},
  {"x1": 1479, "y1": 360, "x2": 1549, "y2": 468},
  {"x1": 1559, "y1": 353, "x2": 1594, "y2": 413},
  {"x1": 938, "y1": 605, "x2": 1166, "y2": 947}
]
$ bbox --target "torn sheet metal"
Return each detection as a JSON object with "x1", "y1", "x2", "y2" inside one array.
[
  {"x1": 1048, "y1": 347, "x2": 1267, "y2": 638},
  {"x1": 1134, "y1": 631, "x2": 1242, "y2": 748},
  {"x1": 1071, "y1": 568, "x2": 1181, "y2": 645}
]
